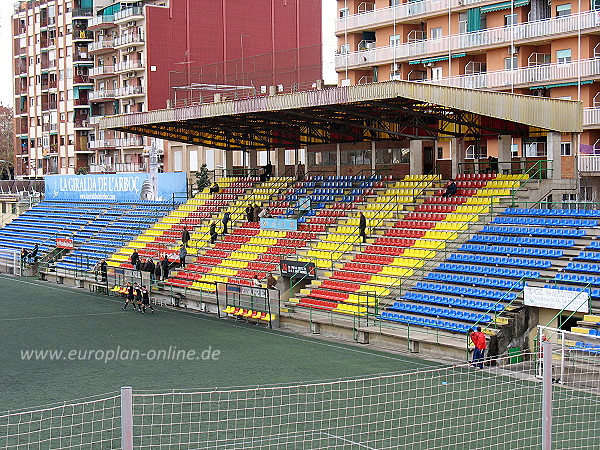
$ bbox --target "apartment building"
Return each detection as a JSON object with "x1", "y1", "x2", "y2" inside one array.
[
  {"x1": 12, "y1": 0, "x2": 322, "y2": 178},
  {"x1": 335, "y1": 0, "x2": 600, "y2": 191},
  {"x1": 12, "y1": 0, "x2": 111, "y2": 178}
]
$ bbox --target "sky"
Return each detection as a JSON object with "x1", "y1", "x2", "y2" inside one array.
[{"x1": 0, "y1": 1, "x2": 338, "y2": 108}]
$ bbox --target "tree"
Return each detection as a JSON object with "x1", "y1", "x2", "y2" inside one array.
[
  {"x1": 0, "y1": 104, "x2": 14, "y2": 180},
  {"x1": 195, "y1": 164, "x2": 211, "y2": 191}
]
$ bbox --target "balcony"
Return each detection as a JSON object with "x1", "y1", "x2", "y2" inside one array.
[
  {"x1": 72, "y1": 8, "x2": 93, "y2": 19},
  {"x1": 42, "y1": 123, "x2": 58, "y2": 132},
  {"x1": 335, "y1": 10, "x2": 600, "y2": 70},
  {"x1": 15, "y1": 104, "x2": 27, "y2": 116},
  {"x1": 72, "y1": 30, "x2": 94, "y2": 41},
  {"x1": 579, "y1": 154, "x2": 600, "y2": 173},
  {"x1": 74, "y1": 97, "x2": 90, "y2": 107},
  {"x1": 89, "y1": 162, "x2": 147, "y2": 173},
  {"x1": 425, "y1": 57, "x2": 600, "y2": 91},
  {"x1": 114, "y1": 33, "x2": 145, "y2": 47},
  {"x1": 88, "y1": 15, "x2": 115, "y2": 30},
  {"x1": 337, "y1": 0, "x2": 498, "y2": 34},
  {"x1": 73, "y1": 74, "x2": 93, "y2": 85},
  {"x1": 114, "y1": 7, "x2": 144, "y2": 23},
  {"x1": 584, "y1": 108, "x2": 600, "y2": 128},
  {"x1": 89, "y1": 90, "x2": 116, "y2": 102},
  {"x1": 88, "y1": 116, "x2": 102, "y2": 125},
  {"x1": 73, "y1": 52, "x2": 94, "y2": 65},
  {"x1": 74, "y1": 119, "x2": 92, "y2": 130},
  {"x1": 115, "y1": 60, "x2": 144, "y2": 72},
  {"x1": 89, "y1": 65, "x2": 116, "y2": 78},
  {"x1": 88, "y1": 139, "x2": 116, "y2": 149},
  {"x1": 116, "y1": 85, "x2": 145, "y2": 98},
  {"x1": 89, "y1": 38, "x2": 115, "y2": 54},
  {"x1": 116, "y1": 137, "x2": 145, "y2": 148}
]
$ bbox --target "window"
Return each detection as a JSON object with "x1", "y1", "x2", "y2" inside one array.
[
  {"x1": 504, "y1": 56, "x2": 518, "y2": 70},
  {"x1": 431, "y1": 66, "x2": 443, "y2": 80},
  {"x1": 459, "y1": 13, "x2": 468, "y2": 34},
  {"x1": 504, "y1": 13, "x2": 517, "y2": 26},
  {"x1": 593, "y1": 0, "x2": 600, "y2": 10},
  {"x1": 390, "y1": 34, "x2": 401, "y2": 47},
  {"x1": 557, "y1": 49, "x2": 572, "y2": 64},
  {"x1": 561, "y1": 142, "x2": 572, "y2": 156},
  {"x1": 437, "y1": 147, "x2": 444, "y2": 159},
  {"x1": 390, "y1": 71, "x2": 401, "y2": 81},
  {"x1": 430, "y1": 27, "x2": 442, "y2": 40},
  {"x1": 390, "y1": 0, "x2": 401, "y2": 5},
  {"x1": 339, "y1": 7, "x2": 349, "y2": 18},
  {"x1": 556, "y1": 3, "x2": 571, "y2": 16},
  {"x1": 173, "y1": 150, "x2": 183, "y2": 172}
]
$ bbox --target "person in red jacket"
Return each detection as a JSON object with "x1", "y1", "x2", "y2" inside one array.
[{"x1": 469, "y1": 327, "x2": 487, "y2": 369}]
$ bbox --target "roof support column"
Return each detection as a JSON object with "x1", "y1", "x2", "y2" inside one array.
[
  {"x1": 546, "y1": 132, "x2": 562, "y2": 180},
  {"x1": 336, "y1": 143, "x2": 341, "y2": 177},
  {"x1": 409, "y1": 140, "x2": 423, "y2": 176},
  {"x1": 371, "y1": 141, "x2": 376, "y2": 176},
  {"x1": 450, "y1": 138, "x2": 464, "y2": 178},
  {"x1": 498, "y1": 135, "x2": 512, "y2": 175},
  {"x1": 248, "y1": 149, "x2": 257, "y2": 172},
  {"x1": 274, "y1": 147, "x2": 286, "y2": 177},
  {"x1": 225, "y1": 150, "x2": 234, "y2": 176}
]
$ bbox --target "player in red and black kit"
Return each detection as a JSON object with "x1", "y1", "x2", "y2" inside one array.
[
  {"x1": 122, "y1": 283, "x2": 135, "y2": 310},
  {"x1": 140, "y1": 286, "x2": 155, "y2": 314},
  {"x1": 469, "y1": 327, "x2": 487, "y2": 369}
]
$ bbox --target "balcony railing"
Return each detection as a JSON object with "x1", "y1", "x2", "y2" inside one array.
[
  {"x1": 73, "y1": 53, "x2": 93, "y2": 63},
  {"x1": 579, "y1": 154, "x2": 600, "y2": 172},
  {"x1": 74, "y1": 98, "x2": 90, "y2": 106},
  {"x1": 114, "y1": 7, "x2": 144, "y2": 22},
  {"x1": 71, "y1": 8, "x2": 93, "y2": 18},
  {"x1": 88, "y1": 15, "x2": 115, "y2": 28},
  {"x1": 88, "y1": 139, "x2": 117, "y2": 149},
  {"x1": 424, "y1": 57, "x2": 600, "y2": 90},
  {"x1": 73, "y1": 74, "x2": 92, "y2": 84},
  {"x1": 114, "y1": 33, "x2": 145, "y2": 47},
  {"x1": 42, "y1": 123, "x2": 58, "y2": 132},
  {"x1": 89, "y1": 65, "x2": 116, "y2": 77},
  {"x1": 116, "y1": 137, "x2": 145, "y2": 147},
  {"x1": 89, "y1": 39, "x2": 115, "y2": 52},
  {"x1": 72, "y1": 30, "x2": 94, "y2": 41},
  {"x1": 336, "y1": 0, "x2": 488, "y2": 34},
  {"x1": 115, "y1": 60, "x2": 144, "y2": 72},
  {"x1": 74, "y1": 120, "x2": 91, "y2": 129},
  {"x1": 116, "y1": 86, "x2": 145, "y2": 97},
  {"x1": 335, "y1": 10, "x2": 600, "y2": 69},
  {"x1": 584, "y1": 108, "x2": 600, "y2": 127},
  {"x1": 89, "y1": 90, "x2": 116, "y2": 101},
  {"x1": 89, "y1": 162, "x2": 147, "y2": 173}
]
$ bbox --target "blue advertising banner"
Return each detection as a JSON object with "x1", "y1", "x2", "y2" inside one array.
[
  {"x1": 45, "y1": 173, "x2": 187, "y2": 202},
  {"x1": 260, "y1": 217, "x2": 298, "y2": 231}
]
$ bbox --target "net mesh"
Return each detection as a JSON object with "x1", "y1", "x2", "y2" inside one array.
[
  {"x1": 2, "y1": 348, "x2": 599, "y2": 449},
  {"x1": 0, "y1": 393, "x2": 120, "y2": 449}
]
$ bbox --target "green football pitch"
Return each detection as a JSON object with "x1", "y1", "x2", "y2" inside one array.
[
  {"x1": 0, "y1": 275, "x2": 440, "y2": 412},
  {"x1": 2, "y1": 275, "x2": 599, "y2": 449}
]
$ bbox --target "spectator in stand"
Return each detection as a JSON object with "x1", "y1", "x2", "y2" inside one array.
[
  {"x1": 29, "y1": 243, "x2": 39, "y2": 264},
  {"x1": 181, "y1": 226, "x2": 191, "y2": 248},
  {"x1": 469, "y1": 327, "x2": 487, "y2": 369},
  {"x1": 161, "y1": 254, "x2": 170, "y2": 280},
  {"x1": 441, "y1": 179, "x2": 458, "y2": 198},
  {"x1": 145, "y1": 258, "x2": 156, "y2": 282},
  {"x1": 209, "y1": 182, "x2": 220, "y2": 194},
  {"x1": 359, "y1": 212, "x2": 367, "y2": 243},
  {"x1": 260, "y1": 161, "x2": 273, "y2": 182},
  {"x1": 252, "y1": 274, "x2": 261, "y2": 287},
  {"x1": 246, "y1": 203, "x2": 254, "y2": 222},
  {"x1": 296, "y1": 162, "x2": 305, "y2": 181},
  {"x1": 131, "y1": 249, "x2": 140, "y2": 270},
  {"x1": 20, "y1": 248, "x2": 29, "y2": 266},
  {"x1": 179, "y1": 244, "x2": 187, "y2": 268},
  {"x1": 209, "y1": 221, "x2": 218, "y2": 244},
  {"x1": 222, "y1": 212, "x2": 231, "y2": 235},
  {"x1": 253, "y1": 204, "x2": 262, "y2": 223},
  {"x1": 266, "y1": 273, "x2": 278, "y2": 290},
  {"x1": 153, "y1": 259, "x2": 162, "y2": 282},
  {"x1": 487, "y1": 156, "x2": 499, "y2": 174}
]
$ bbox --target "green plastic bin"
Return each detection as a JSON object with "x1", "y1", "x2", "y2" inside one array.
[{"x1": 509, "y1": 347, "x2": 523, "y2": 364}]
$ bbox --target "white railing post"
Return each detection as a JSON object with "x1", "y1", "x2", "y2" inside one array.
[
  {"x1": 542, "y1": 341, "x2": 553, "y2": 450},
  {"x1": 121, "y1": 386, "x2": 134, "y2": 450}
]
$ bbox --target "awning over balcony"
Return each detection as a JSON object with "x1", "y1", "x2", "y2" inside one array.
[
  {"x1": 530, "y1": 80, "x2": 594, "y2": 90},
  {"x1": 100, "y1": 80, "x2": 582, "y2": 151},
  {"x1": 480, "y1": 0, "x2": 530, "y2": 13},
  {"x1": 409, "y1": 53, "x2": 466, "y2": 65}
]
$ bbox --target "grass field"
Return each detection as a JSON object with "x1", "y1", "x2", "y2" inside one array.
[
  {"x1": 0, "y1": 275, "x2": 439, "y2": 412},
  {"x1": 2, "y1": 275, "x2": 599, "y2": 449}
]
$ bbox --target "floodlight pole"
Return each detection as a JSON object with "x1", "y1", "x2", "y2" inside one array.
[
  {"x1": 542, "y1": 341, "x2": 553, "y2": 450},
  {"x1": 121, "y1": 386, "x2": 133, "y2": 450}
]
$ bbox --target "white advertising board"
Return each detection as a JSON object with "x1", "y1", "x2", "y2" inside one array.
[{"x1": 524, "y1": 286, "x2": 589, "y2": 313}]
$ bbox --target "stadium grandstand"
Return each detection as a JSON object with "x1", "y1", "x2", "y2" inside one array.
[{"x1": 2, "y1": 81, "x2": 599, "y2": 447}]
